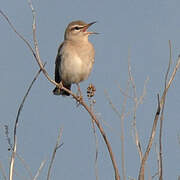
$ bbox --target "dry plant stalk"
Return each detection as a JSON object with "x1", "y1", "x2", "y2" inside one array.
[
  {"x1": 127, "y1": 53, "x2": 148, "y2": 162},
  {"x1": 88, "y1": 95, "x2": 99, "y2": 180},
  {"x1": 47, "y1": 128, "x2": 63, "y2": 180},
  {"x1": 138, "y1": 44, "x2": 180, "y2": 180},
  {"x1": 105, "y1": 84, "x2": 128, "y2": 180},
  {"x1": 9, "y1": 65, "x2": 45, "y2": 180},
  {"x1": 33, "y1": 160, "x2": 46, "y2": 180},
  {"x1": 0, "y1": 2, "x2": 121, "y2": 180},
  {"x1": 105, "y1": 54, "x2": 148, "y2": 180},
  {"x1": 4, "y1": 125, "x2": 33, "y2": 179},
  {"x1": 158, "y1": 40, "x2": 172, "y2": 180}
]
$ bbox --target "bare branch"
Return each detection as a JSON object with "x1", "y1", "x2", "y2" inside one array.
[
  {"x1": 9, "y1": 143, "x2": 16, "y2": 180},
  {"x1": 88, "y1": 97, "x2": 99, "y2": 180},
  {"x1": 33, "y1": 160, "x2": 46, "y2": 180},
  {"x1": 92, "y1": 120, "x2": 99, "y2": 180},
  {"x1": 120, "y1": 84, "x2": 128, "y2": 180},
  {"x1": 127, "y1": 55, "x2": 144, "y2": 162},
  {"x1": 9, "y1": 64, "x2": 45, "y2": 180},
  {"x1": 81, "y1": 98, "x2": 121, "y2": 180},
  {"x1": 0, "y1": 10, "x2": 36, "y2": 59},
  {"x1": 4, "y1": 126, "x2": 33, "y2": 179},
  {"x1": 16, "y1": 153, "x2": 33, "y2": 180},
  {"x1": 159, "y1": 40, "x2": 172, "y2": 180},
  {"x1": 138, "y1": 94, "x2": 161, "y2": 180},
  {"x1": 155, "y1": 143, "x2": 160, "y2": 178},
  {"x1": 118, "y1": 84, "x2": 133, "y2": 99},
  {"x1": 131, "y1": 76, "x2": 149, "y2": 162},
  {"x1": 47, "y1": 128, "x2": 63, "y2": 180},
  {"x1": 105, "y1": 87, "x2": 128, "y2": 180},
  {"x1": 138, "y1": 52, "x2": 180, "y2": 180}
]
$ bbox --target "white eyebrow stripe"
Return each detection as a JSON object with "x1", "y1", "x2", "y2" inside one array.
[{"x1": 71, "y1": 25, "x2": 84, "y2": 29}]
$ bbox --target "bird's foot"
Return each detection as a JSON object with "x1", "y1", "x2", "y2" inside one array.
[
  {"x1": 58, "y1": 81, "x2": 63, "y2": 89},
  {"x1": 76, "y1": 95, "x2": 83, "y2": 107}
]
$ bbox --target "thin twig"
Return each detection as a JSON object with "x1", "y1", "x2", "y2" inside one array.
[
  {"x1": 119, "y1": 84, "x2": 129, "y2": 180},
  {"x1": 47, "y1": 128, "x2": 63, "y2": 180},
  {"x1": 160, "y1": 55, "x2": 180, "y2": 107},
  {"x1": 92, "y1": 120, "x2": 99, "y2": 180},
  {"x1": 0, "y1": 10, "x2": 36, "y2": 59},
  {"x1": 138, "y1": 54, "x2": 180, "y2": 180},
  {"x1": 155, "y1": 143, "x2": 160, "y2": 178},
  {"x1": 33, "y1": 160, "x2": 46, "y2": 180},
  {"x1": 4, "y1": 125, "x2": 33, "y2": 179},
  {"x1": 80, "y1": 99, "x2": 120, "y2": 180},
  {"x1": 118, "y1": 84, "x2": 133, "y2": 99},
  {"x1": 16, "y1": 153, "x2": 33, "y2": 180},
  {"x1": 138, "y1": 94, "x2": 161, "y2": 180},
  {"x1": 9, "y1": 144, "x2": 16, "y2": 180},
  {"x1": 104, "y1": 87, "x2": 128, "y2": 180},
  {"x1": 9, "y1": 64, "x2": 45, "y2": 180},
  {"x1": 89, "y1": 98, "x2": 99, "y2": 180},
  {"x1": 127, "y1": 54, "x2": 144, "y2": 162},
  {"x1": 159, "y1": 40, "x2": 172, "y2": 180}
]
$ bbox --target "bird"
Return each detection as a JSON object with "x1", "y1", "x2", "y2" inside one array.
[{"x1": 53, "y1": 20, "x2": 97, "y2": 96}]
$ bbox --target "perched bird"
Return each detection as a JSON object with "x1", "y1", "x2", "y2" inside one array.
[{"x1": 53, "y1": 20, "x2": 97, "y2": 96}]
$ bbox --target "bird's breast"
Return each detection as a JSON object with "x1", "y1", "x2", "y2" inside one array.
[{"x1": 60, "y1": 52, "x2": 93, "y2": 84}]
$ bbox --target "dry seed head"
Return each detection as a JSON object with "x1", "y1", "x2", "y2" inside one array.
[{"x1": 87, "y1": 83, "x2": 96, "y2": 98}]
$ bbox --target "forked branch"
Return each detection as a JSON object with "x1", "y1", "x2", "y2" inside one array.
[{"x1": 138, "y1": 47, "x2": 180, "y2": 180}]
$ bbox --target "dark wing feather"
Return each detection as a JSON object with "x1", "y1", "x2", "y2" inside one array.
[
  {"x1": 53, "y1": 42, "x2": 71, "y2": 96},
  {"x1": 54, "y1": 43, "x2": 64, "y2": 83}
]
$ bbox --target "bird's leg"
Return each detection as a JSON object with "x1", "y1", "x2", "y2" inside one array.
[
  {"x1": 76, "y1": 83, "x2": 83, "y2": 104},
  {"x1": 77, "y1": 83, "x2": 82, "y2": 96}
]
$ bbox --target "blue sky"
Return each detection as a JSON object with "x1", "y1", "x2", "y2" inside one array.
[{"x1": 1, "y1": 0, "x2": 180, "y2": 179}]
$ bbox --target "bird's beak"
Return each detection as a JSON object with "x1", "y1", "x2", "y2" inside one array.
[{"x1": 82, "y1": 21, "x2": 99, "y2": 35}]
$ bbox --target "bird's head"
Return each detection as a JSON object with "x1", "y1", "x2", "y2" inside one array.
[{"x1": 64, "y1": 20, "x2": 97, "y2": 41}]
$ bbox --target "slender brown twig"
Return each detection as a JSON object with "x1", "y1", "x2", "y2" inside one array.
[
  {"x1": 159, "y1": 40, "x2": 172, "y2": 180},
  {"x1": 47, "y1": 128, "x2": 63, "y2": 180}
]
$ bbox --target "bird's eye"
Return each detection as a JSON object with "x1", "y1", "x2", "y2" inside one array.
[
  {"x1": 71, "y1": 26, "x2": 83, "y2": 31},
  {"x1": 74, "y1": 26, "x2": 80, "y2": 30}
]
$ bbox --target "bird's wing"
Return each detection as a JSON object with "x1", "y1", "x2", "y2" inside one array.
[{"x1": 54, "y1": 43, "x2": 64, "y2": 83}]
